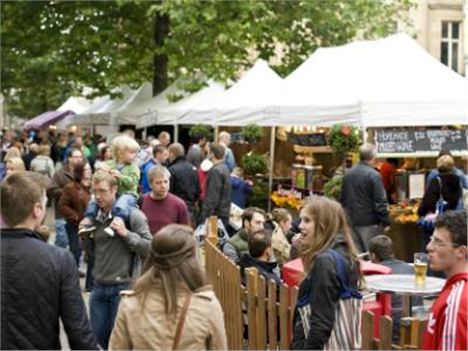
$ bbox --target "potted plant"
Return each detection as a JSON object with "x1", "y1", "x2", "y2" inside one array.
[
  {"x1": 189, "y1": 124, "x2": 213, "y2": 140},
  {"x1": 242, "y1": 152, "x2": 268, "y2": 177},
  {"x1": 242, "y1": 124, "x2": 263, "y2": 144},
  {"x1": 328, "y1": 124, "x2": 360, "y2": 158}
]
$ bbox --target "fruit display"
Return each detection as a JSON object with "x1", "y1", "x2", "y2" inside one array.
[{"x1": 389, "y1": 201, "x2": 420, "y2": 224}]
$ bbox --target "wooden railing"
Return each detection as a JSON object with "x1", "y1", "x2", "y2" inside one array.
[
  {"x1": 204, "y1": 216, "x2": 298, "y2": 350},
  {"x1": 362, "y1": 310, "x2": 428, "y2": 350}
]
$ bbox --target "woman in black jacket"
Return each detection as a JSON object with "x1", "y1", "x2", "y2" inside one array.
[
  {"x1": 418, "y1": 155, "x2": 462, "y2": 217},
  {"x1": 291, "y1": 196, "x2": 362, "y2": 350}
]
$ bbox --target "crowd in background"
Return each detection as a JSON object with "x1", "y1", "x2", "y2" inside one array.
[{"x1": 0, "y1": 127, "x2": 466, "y2": 350}]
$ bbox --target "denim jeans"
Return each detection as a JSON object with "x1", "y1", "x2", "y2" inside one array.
[
  {"x1": 84, "y1": 194, "x2": 137, "y2": 221},
  {"x1": 89, "y1": 282, "x2": 128, "y2": 350},
  {"x1": 65, "y1": 223, "x2": 82, "y2": 266},
  {"x1": 54, "y1": 218, "x2": 69, "y2": 248}
]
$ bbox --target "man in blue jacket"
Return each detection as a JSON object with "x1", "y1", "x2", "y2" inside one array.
[{"x1": 1, "y1": 172, "x2": 97, "y2": 350}]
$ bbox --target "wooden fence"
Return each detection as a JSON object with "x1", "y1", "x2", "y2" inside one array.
[
  {"x1": 203, "y1": 217, "x2": 427, "y2": 351},
  {"x1": 204, "y1": 217, "x2": 298, "y2": 350},
  {"x1": 362, "y1": 310, "x2": 427, "y2": 350}
]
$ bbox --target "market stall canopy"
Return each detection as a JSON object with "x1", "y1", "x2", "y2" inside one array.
[
  {"x1": 282, "y1": 33, "x2": 468, "y2": 127},
  {"x1": 24, "y1": 110, "x2": 75, "y2": 130},
  {"x1": 57, "y1": 96, "x2": 93, "y2": 114},
  {"x1": 181, "y1": 59, "x2": 284, "y2": 126},
  {"x1": 144, "y1": 81, "x2": 226, "y2": 128},
  {"x1": 133, "y1": 82, "x2": 189, "y2": 128},
  {"x1": 58, "y1": 85, "x2": 135, "y2": 127},
  {"x1": 113, "y1": 82, "x2": 153, "y2": 125}
]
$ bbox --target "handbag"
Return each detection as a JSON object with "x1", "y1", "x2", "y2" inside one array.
[
  {"x1": 172, "y1": 294, "x2": 192, "y2": 350},
  {"x1": 418, "y1": 177, "x2": 447, "y2": 231},
  {"x1": 292, "y1": 249, "x2": 362, "y2": 350},
  {"x1": 194, "y1": 218, "x2": 230, "y2": 248}
]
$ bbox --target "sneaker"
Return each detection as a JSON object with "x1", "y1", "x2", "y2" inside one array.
[
  {"x1": 104, "y1": 226, "x2": 115, "y2": 237},
  {"x1": 78, "y1": 225, "x2": 96, "y2": 236}
]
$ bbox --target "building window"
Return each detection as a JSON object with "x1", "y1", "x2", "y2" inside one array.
[{"x1": 441, "y1": 21, "x2": 460, "y2": 72}]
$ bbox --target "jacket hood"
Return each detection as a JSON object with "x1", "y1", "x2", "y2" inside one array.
[{"x1": 240, "y1": 253, "x2": 278, "y2": 272}]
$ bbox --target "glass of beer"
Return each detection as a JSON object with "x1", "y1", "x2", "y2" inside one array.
[{"x1": 414, "y1": 252, "x2": 429, "y2": 287}]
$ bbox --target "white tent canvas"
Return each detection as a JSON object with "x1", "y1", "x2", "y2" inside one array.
[
  {"x1": 113, "y1": 82, "x2": 153, "y2": 125},
  {"x1": 58, "y1": 85, "x2": 135, "y2": 127},
  {"x1": 132, "y1": 82, "x2": 187, "y2": 128},
  {"x1": 181, "y1": 59, "x2": 285, "y2": 126},
  {"x1": 281, "y1": 33, "x2": 468, "y2": 127},
  {"x1": 57, "y1": 96, "x2": 93, "y2": 114},
  {"x1": 160, "y1": 81, "x2": 226, "y2": 126}
]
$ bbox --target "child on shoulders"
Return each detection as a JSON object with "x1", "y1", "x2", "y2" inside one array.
[{"x1": 80, "y1": 135, "x2": 140, "y2": 236}]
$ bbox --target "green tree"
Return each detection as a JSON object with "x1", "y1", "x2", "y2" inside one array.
[{"x1": 1, "y1": 0, "x2": 410, "y2": 119}]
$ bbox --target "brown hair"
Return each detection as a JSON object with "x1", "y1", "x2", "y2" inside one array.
[
  {"x1": 148, "y1": 165, "x2": 171, "y2": 184},
  {"x1": 242, "y1": 207, "x2": 266, "y2": 229},
  {"x1": 248, "y1": 229, "x2": 272, "y2": 258},
  {"x1": 1, "y1": 171, "x2": 46, "y2": 226},
  {"x1": 168, "y1": 143, "x2": 185, "y2": 159},
  {"x1": 271, "y1": 208, "x2": 292, "y2": 224},
  {"x1": 38, "y1": 144, "x2": 51, "y2": 156},
  {"x1": 369, "y1": 235, "x2": 395, "y2": 261},
  {"x1": 92, "y1": 169, "x2": 118, "y2": 188},
  {"x1": 133, "y1": 224, "x2": 207, "y2": 315},
  {"x1": 437, "y1": 155, "x2": 454, "y2": 173},
  {"x1": 300, "y1": 196, "x2": 361, "y2": 280},
  {"x1": 209, "y1": 143, "x2": 225, "y2": 160}
]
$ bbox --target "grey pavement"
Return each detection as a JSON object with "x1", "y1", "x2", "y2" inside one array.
[{"x1": 45, "y1": 208, "x2": 90, "y2": 350}]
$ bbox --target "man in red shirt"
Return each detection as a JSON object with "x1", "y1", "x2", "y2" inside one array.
[
  {"x1": 423, "y1": 210, "x2": 467, "y2": 351},
  {"x1": 141, "y1": 165, "x2": 190, "y2": 235}
]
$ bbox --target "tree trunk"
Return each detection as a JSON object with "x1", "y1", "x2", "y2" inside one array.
[{"x1": 153, "y1": 12, "x2": 169, "y2": 96}]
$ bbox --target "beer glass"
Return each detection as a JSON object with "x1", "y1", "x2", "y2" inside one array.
[{"x1": 414, "y1": 252, "x2": 428, "y2": 287}]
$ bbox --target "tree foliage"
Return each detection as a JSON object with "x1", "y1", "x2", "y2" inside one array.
[{"x1": 1, "y1": 0, "x2": 411, "y2": 119}]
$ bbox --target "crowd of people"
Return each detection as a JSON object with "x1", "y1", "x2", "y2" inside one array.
[{"x1": 0, "y1": 127, "x2": 466, "y2": 350}]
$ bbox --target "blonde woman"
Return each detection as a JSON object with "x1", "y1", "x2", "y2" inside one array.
[
  {"x1": 109, "y1": 224, "x2": 227, "y2": 350},
  {"x1": 5, "y1": 157, "x2": 26, "y2": 176},
  {"x1": 291, "y1": 196, "x2": 362, "y2": 350},
  {"x1": 30, "y1": 144, "x2": 55, "y2": 178},
  {"x1": 270, "y1": 208, "x2": 293, "y2": 266}
]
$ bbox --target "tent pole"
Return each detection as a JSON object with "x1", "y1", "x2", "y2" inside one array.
[
  {"x1": 174, "y1": 124, "x2": 179, "y2": 143},
  {"x1": 267, "y1": 126, "x2": 276, "y2": 212},
  {"x1": 142, "y1": 127, "x2": 147, "y2": 140},
  {"x1": 214, "y1": 125, "x2": 219, "y2": 143}
]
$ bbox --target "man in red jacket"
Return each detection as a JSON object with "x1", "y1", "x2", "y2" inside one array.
[{"x1": 423, "y1": 210, "x2": 467, "y2": 350}]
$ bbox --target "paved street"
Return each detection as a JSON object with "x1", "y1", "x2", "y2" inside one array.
[{"x1": 45, "y1": 208, "x2": 90, "y2": 350}]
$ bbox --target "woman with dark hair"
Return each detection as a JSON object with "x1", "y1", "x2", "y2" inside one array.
[
  {"x1": 291, "y1": 196, "x2": 362, "y2": 350},
  {"x1": 94, "y1": 145, "x2": 112, "y2": 171},
  {"x1": 109, "y1": 224, "x2": 227, "y2": 350},
  {"x1": 58, "y1": 162, "x2": 92, "y2": 267}
]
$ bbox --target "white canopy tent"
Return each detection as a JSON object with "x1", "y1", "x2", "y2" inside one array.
[
  {"x1": 280, "y1": 33, "x2": 468, "y2": 127},
  {"x1": 136, "y1": 81, "x2": 226, "y2": 129},
  {"x1": 131, "y1": 82, "x2": 188, "y2": 128},
  {"x1": 180, "y1": 59, "x2": 285, "y2": 126},
  {"x1": 57, "y1": 96, "x2": 93, "y2": 114},
  {"x1": 57, "y1": 85, "x2": 135, "y2": 127},
  {"x1": 113, "y1": 82, "x2": 153, "y2": 125}
]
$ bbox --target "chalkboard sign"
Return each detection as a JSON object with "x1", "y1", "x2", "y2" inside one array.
[
  {"x1": 374, "y1": 128, "x2": 468, "y2": 154},
  {"x1": 287, "y1": 132, "x2": 327, "y2": 147}
]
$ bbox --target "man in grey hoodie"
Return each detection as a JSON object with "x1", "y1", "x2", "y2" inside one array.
[{"x1": 79, "y1": 170, "x2": 151, "y2": 349}]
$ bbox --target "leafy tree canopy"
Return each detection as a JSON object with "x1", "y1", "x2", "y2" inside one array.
[{"x1": 1, "y1": 0, "x2": 410, "y2": 119}]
